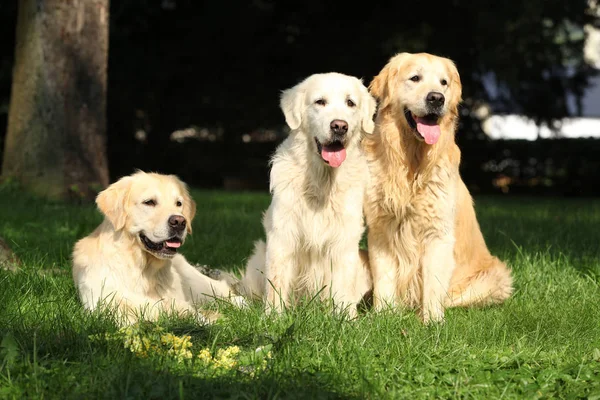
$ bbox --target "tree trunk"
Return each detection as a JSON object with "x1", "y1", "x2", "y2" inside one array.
[
  {"x1": 0, "y1": 237, "x2": 20, "y2": 272},
  {"x1": 2, "y1": 0, "x2": 109, "y2": 200}
]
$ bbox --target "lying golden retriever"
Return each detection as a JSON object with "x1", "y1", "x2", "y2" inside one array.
[
  {"x1": 240, "y1": 73, "x2": 375, "y2": 316},
  {"x1": 72, "y1": 171, "x2": 242, "y2": 324},
  {"x1": 363, "y1": 53, "x2": 513, "y2": 323}
]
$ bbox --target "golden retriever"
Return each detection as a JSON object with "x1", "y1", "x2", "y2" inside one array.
[
  {"x1": 240, "y1": 73, "x2": 376, "y2": 316},
  {"x1": 363, "y1": 53, "x2": 513, "y2": 323},
  {"x1": 72, "y1": 171, "x2": 242, "y2": 324}
]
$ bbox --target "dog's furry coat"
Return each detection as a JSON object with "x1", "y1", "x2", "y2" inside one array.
[
  {"x1": 241, "y1": 73, "x2": 376, "y2": 315},
  {"x1": 72, "y1": 171, "x2": 241, "y2": 324},
  {"x1": 363, "y1": 53, "x2": 513, "y2": 322}
]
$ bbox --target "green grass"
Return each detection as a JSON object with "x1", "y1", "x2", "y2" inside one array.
[{"x1": 0, "y1": 182, "x2": 599, "y2": 399}]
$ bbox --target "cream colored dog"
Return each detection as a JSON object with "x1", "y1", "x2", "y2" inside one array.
[
  {"x1": 72, "y1": 171, "x2": 241, "y2": 324},
  {"x1": 363, "y1": 53, "x2": 513, "y2": 323},
  {"x1": 241, "y1": 73, "x2": 376, "y2": 316}
]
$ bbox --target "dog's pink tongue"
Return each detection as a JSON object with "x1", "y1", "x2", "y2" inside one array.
[
  {"x1": 166, "y1": 241, "x2": 181, "y2": 248},
  {"x1": 321, "y1": 147, "x2": 346, "y2": 168},
  {"x1": 415, "y1": 117, "x2": 441, "y2": 145}
]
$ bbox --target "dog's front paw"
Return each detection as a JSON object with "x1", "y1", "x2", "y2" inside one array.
[
  {"x1": 265, "y1": 301, "x2": 285, "y2": 316},
  {"x1": 372, "y1": 295, "x2": 396, "y2": 313},
  {"x1": 229, "y1": 295, "x2": 248, "y2": 308},
  {"x1": 196, "y1": 310, "x2": 221, "y2": 325},
  {"x1": 195, "y1": 264, "x2": 222, "y2": 280},
  {"x1": 335, "y1": 303, "x2": 358, "y2": 320},
  {"x1": 420, "y1": 305, "x2": 445, "y2": 324}
]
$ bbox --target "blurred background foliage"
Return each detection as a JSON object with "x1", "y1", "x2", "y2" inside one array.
[{"x1": 1, "y1": 0, "x2": 598, "y2": 194}]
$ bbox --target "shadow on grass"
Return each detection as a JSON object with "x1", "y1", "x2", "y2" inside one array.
[
  {"x1": 1, "y1": 317, "x2": 359, "y2": 400},
  {"x1": 104, "y1": 365, "x2": 357, "y2": 400},
  {"x1": 0, "y1": 268, "x2": 360, "y2": 399}
]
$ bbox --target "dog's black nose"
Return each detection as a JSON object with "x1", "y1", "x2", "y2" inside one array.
[
  {"x1": 330, "y1": 119, "x2": 348, "y2": 135},
  {"x1": 426, "y1": 92, "x2": 445, "y2": 108},
  {"x1": 168, "y1": 215, "x2": 186, "y2": 231}
]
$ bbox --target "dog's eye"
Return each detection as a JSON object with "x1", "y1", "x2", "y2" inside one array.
[
  {"x1": 315, "y1": 99, "x2": 326, "y2": 106},
  {"x1": 346, "y1": 99, "x2": 356, "y2": 108},
  {"x1": 410, "y1": 75, "x2": 420, "y2": 82},
  {"x1": 143, "y1": 199, "x2": 156, "y2": 207},
  {"x1": 176, "y1": 201, "x2": 182, "y2": 207},
  {"x1": 441, "y1": 79, "x2": 448, "y2": 86}
]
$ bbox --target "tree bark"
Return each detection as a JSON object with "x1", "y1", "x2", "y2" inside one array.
[
  {"x1": 0, "y1": 237, "x2": 20, "y2": 272},
  {"x1": 2, "y1": 0, "x2": 109, "y2": 200}
]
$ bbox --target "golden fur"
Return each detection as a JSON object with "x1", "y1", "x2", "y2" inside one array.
[
  {"x1": 240, "y1": 73, "x2": 375, "y2": 316},
  {"x1": 72, "y1": 171, "x2": 243, "y2": 325},
  {"x1": 363, "y1": 53, "x2": 513, "y2": 323}
]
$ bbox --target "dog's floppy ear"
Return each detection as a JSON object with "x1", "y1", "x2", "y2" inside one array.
[
  {"x1": 445, "y1": 58, "x2": 463, "y2": 116},
  {"x1": 182, "y1": 189, "x2": 196, "y2": 234},
  {"x1": 361, "y1": 88, "x2": 377, "y2": 134},
  {"x1": 172, "y1": 176, "x2": 197, "y2": 234},
  {"x1": 280, "y1": 81, "x2": 306, "y2": 130},
  {"x1": 369, "y1": 53, "x2": 405, "y2": 110},
  {"x1": 96, "y1": 175, "x2": 134, "y2": 231}
]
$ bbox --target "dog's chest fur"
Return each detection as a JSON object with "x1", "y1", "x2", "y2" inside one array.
[
  {"x1": 139, "y1": 257, "x2": 184, "y2": 299},
  {"x1": 366, "y1": 148, "x2": 458, "y2": 243},
  {"x1": 268, "y1": 134, "x2": 367, "y2": 252},
  {"x1": 105, "y1": 231, "x2": 184, "y2": 298},
  {"x1": 364, "y1": 137, "x2": 459, "y2": 305}
]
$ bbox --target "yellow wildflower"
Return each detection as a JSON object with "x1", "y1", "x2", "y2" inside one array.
[
  {"x1": 92, "y1": 325, "x2": 271, "y2": 378},
  {"x1": 161, "y1": 333, "x2": 193, "y2": 361},
  {"x1": 197, "y1": 348, "x2": 213, "y2": 365},
  {"x1": 214, "y1": 346, "x2": 240, "y2": 369},
  {"x1": 196, "y1": 346, "x2": 241, "y2": 370}
]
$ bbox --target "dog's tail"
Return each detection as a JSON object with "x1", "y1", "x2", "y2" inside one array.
[
  {"x1": 238, "y1": 240, "x2": 267, "y2": 299},
  {"x1": 446, "y1": 257, "x2": 513, "y2": 308}
]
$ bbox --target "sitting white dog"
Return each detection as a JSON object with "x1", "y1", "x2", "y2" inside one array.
[
  {"x1": 72, "y1": 171, "x2": 242, "y2": 324},
  {"x1": 240, "y1": 72, "x2": 376, "y2": 316}
]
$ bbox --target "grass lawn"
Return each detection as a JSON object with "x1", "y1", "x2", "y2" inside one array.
[{"x1": 0, "y1": 182, "x2": 599, "y2": 399}]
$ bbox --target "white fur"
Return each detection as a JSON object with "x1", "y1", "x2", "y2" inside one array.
[
  {"x1": 72, "y1": 171, "x2": 243, "y2": 325},
  {"x1": 240, "y1": 73, "x2": 376, "y2": 316}
]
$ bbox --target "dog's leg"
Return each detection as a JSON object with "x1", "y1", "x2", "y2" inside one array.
[
  {"x1": 420, "y1": 235, "x2": 455, "y2": 323},
  {"x1": 106, "y1": 292, "x2": 185, "y2": 325},
  {"x1": 368, "y1": 231, "x2": 399, "y2": 311},
  {"x1": 264, "y1": 237, "x2": 295, "y2": 313},
  {"x1": 174, "y1": 255, "x2": 245, "y2": 307},
  {"x1": 239, "y1": 240, "x2": 267, "y2": 298},
  {"x1": 328, "y1": 250, "x2": 365, "y2": 318}
]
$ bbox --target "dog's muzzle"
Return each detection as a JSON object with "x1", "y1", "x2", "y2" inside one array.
[
  {"x1": 426, "y1": 91, "x2": 445, "y2": 112},
  {"x1": 404, "y1": 109, "x2": 442, "y2": 145},
  {"x1": 139, "y1": 232, "x2": 183, "y2": 258},
  {"x1": 313, "y1": 119, "x2": 349, "y2": 168}
]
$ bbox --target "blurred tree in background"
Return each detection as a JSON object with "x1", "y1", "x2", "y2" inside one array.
[
  {"x1": 0, "y1": 0, "x2": 597, "y2": 194},
  {"x1": 0, "y1": 2, "x2": 17, "y2": 153},
  {"x1": 2, "y1": 0, "x2": 109, "y2": 200}
]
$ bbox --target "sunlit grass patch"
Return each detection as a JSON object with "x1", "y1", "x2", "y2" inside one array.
[{"x1": 0, "y1": 186, "x2": 599, "y2": 398}]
